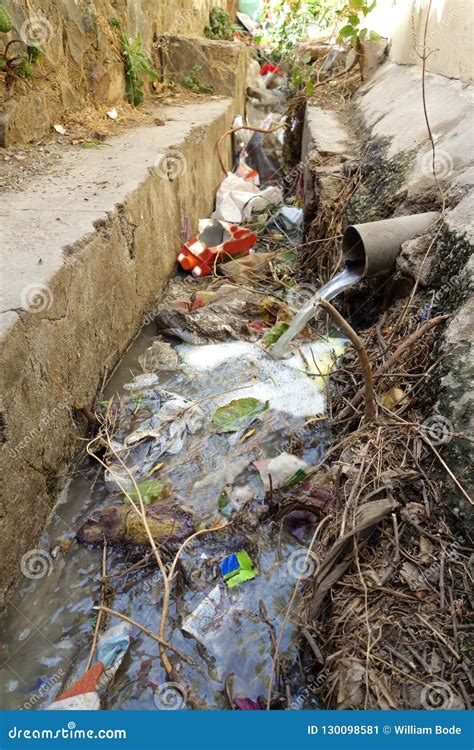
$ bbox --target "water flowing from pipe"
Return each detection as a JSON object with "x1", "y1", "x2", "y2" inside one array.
[{"x1": 269, "y1": 266, "x2": 363, "y2": 359}]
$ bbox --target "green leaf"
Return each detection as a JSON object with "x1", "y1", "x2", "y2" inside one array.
[
  {"x1": 211, "y1": 397, "x2": 269, "y2": 433},
  {"x1": 339, "y1": 24, "x2": 356, "y2": 37},
  {"x1": 348, "y1": 14, "x2": 359, "y2": 25},
  {"x1": 218, "y1": 489, "x2": 230, "y2": 510},
  {"x1": 285, "y1": 468, "x2": 306, "y2": 486},
  {"x1": 359, "y1": 28, "x2": 368, "y2": 41},
  {"x1": 126, "y1": 478, "x2": 168, "y2": 506},
  {"x1": 0, "y1": 5, "x2": 13, "y2": 33},
  {"x1": 18, "y1": 58, "x2": 33, "y2": 80},
  {"x1": 305, "y1": 78, "x2": 314, "y2": 96},
  {"x1": 27, "y1": 42, "x2": 44, "y2": 63},
  {"x1": 262, "y1": 321, "x2": 289, "y2": 347},
  {"x1": 369, "y1": 30, "x2": 381, "y2": 41},
  {"x1": 292, "y1": 66, "x2": 302, "y2": 87},
  {"x1": 349, "y1": 0, "x2": 364, "y2": 8}
]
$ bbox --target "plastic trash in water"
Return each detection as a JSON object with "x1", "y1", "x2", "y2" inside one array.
[
  {"x1": 254, "y1": 453, "x2": 310, "y2": 491},
  {"x1": 177, "y1": 219, "x2": 257, "y2": 277},
  {"x1": 220, "y1": 550, "x2": 258, "y2": 588},
  {"x1": 274, "y1": 206, "x2": 303, "y2": 230},
  {"x1": 260, "y1": 63, "x2": 281, "y2": 76},
  {"x1": 46, "y1": 623, "x2": 131, "y2": 710},
  {"x1": 212, "y1": 174, "x2": 282, "y2": 223}
]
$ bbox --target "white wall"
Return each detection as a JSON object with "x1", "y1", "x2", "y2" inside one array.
[{"x1": 367, "y1": 0, "x2": 474, "y2": 82}]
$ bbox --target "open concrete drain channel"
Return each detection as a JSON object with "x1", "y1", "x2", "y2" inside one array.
[
  {"x1": 1, "y1": 74, "x2": 353, "y2": 710},
  {"x1": 1, "y1": 22, "x2": 473, "y2": 717},
  {"x1": 0, "y1": 153, "x2": 345, "y2": 711}
]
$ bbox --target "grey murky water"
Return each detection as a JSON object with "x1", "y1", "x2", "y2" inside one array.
[{"x1": 0, "y1": 313, "x2": 341, "y2": 710}]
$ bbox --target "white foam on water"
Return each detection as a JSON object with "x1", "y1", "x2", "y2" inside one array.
[{"x1": 177, "y1": 338, "x2": 346, "y2": 418}]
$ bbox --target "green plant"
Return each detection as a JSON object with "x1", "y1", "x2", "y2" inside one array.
[
  {"x1": 256, "y1": 0, "x2": 378, "y2": 95},
  {"x1": 337, "y1": 0, "x2": 379, "y2": 47},
  {"x1": 204, "y1": 7, "x2": 236, "y2": 41},
  {"x1": 110, "y1": 20, "x2": 158, "y2": 106},
  {"x1": 183, "y1": 65, "x2": 213, "y2": 94},
  {"x1": 291, "y1": 57, "x2": 315, "y2": 95},
  {"x1": 257, "y1": 0, "x2": 378, "y2": 58},
  {"x1": 0, "y1": 4, "x2": 13, "y2": 33},
  {"x1": 0, "y1": 6, "x2": 45, "y2": 87}
]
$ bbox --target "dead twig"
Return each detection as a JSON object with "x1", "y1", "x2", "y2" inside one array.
[
  {"x1": 93, "y1": 606, "x2": 196, "y2": 665},
  {"x1": 320, "y1": 299, "x2": 375, "y2": 422},
  {"x1": 86, "y1": 539, "x2": 108, "y2": 670},
  {"x1": 336, "y1": 316, "x2": 447, "y2": 422}
]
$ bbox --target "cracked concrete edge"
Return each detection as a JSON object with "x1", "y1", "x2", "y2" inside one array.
[{"x1": 0, "y1": 93, "x2": 244, "y2": 601}]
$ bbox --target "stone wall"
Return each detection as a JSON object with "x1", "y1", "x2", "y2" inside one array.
[{"x1": 0, "y1": 0, "x2": 236, "y2": 145}]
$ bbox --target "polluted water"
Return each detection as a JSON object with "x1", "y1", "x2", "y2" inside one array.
[
  {"x1": 269, "y1": 266, "x2": 362, "y2": 359},
  {"x1": 0, "y1": 324, "x2": 345, "y2": 711}
]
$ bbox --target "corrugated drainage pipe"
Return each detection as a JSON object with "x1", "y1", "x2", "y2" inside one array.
[{"x1": 342, "y1": 212, "x2": 440, "y2": 278}]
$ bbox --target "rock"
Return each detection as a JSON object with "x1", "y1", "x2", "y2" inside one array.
[
  {"x1": 163, "y1": 36, "x2": 248, "y2": 101},
  {"x1": 396, "y1": 233, "x2": 437, "y2": 286},
  {"x1": 77, "y1": 503, "x2": 194, "y2": 547},
  {"x1": 139, "y1": 340, "x2": 181, "y2": 372}
]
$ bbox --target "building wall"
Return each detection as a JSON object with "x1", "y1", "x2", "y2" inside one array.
[{"x1": 367, "y1": 0, "x2": 473, "y2": 82}]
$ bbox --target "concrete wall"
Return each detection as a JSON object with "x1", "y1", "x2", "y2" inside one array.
[
  {"x1": 368, "y1": 0, "x2": 474, "y2": 82},
  {"x1": 0, "y1": 0, "x2": 236, "y2": 145},
  {"x1": 0, "y1": 37, "x2": 248, "y2": 603}
]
